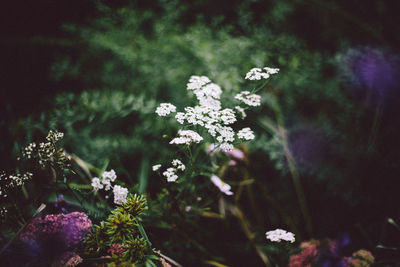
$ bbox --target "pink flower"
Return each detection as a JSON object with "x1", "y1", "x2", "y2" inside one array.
[
  {"x1": 289, "y1": 243, "x2": 318, "y2": 267},
  {"x1": 20, "y1": 212, "x2": 92, "y2": 247},
  {"x1": 159, "y1": 257, "x2": 172, "y2": 267},
  {"x1": 225, "y1": 148, "x2": 245, "y2": 161},
  {"x1": 108, "y1": 243, "x2": 128, "y2": 257}
]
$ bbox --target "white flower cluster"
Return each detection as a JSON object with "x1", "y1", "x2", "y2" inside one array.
[
  {"x1": 162, "y1": 159, "x2": 186, "y2": 182},
  {"x1": 172, "y1": 76, "x2": 242, "y2": 152},
  {"x1": 155, "y1": 103, "x2": 177, "y2": 117},
  {"x1": 162, "y1": 168, "x2": 178, "y2": 182},
  {"x1": 265, "y1": 229, "x2": 295, "y2": 243},
  {"x1": 237, "y1": 127, "x2": 255, "y2": 140},
  {"x1": 154, "y1": 68, "x2": 279, "y2": 186},
  {"x1": 0, "y1": 171, "x2": 33, "y2": 199},
  {"x1": 169, "y1": 130, "x2": 203, "y2": 145},
  {"x1": 211, "y1": 175, "x2": 233, "y2": 195},
  {"x1": 235, "y1": 91, "x2": 261, "y2": 107},
  {"x1": 46, "y1": 130, "x2": 64, "y2": 142},
  {"x1": 21, "y1": 130, "x2": 70, "y2": 168},
  {"x1": 91, "y1": 169, "x2": 128, "y2": 205},
  {"x1": 172, "y1": 159, "x2": 185, "y2": 171},
  {"x1": 152, "y1": 164, "x2": 161, "y2": 171},
  {"x1": 245, "y1": 67, "x2": 279, "y2": 80},
  {"x1": 187, "y1": 75, "x2": 211, "y2": 90},
  {"x1": 22, "y1": 143, "x2": 36, "y2": 159},
  {"x1": 113, "y1": 185, "x2": 129, "y2": 205}
]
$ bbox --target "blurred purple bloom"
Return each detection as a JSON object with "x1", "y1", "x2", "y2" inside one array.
[
  {"x1": 341, "y1": 48, "x2": 399, "y2": 98},
  {"x1": 20, "y1": 212, "x2": 92, "y2": 247},
  {"x1": 288, "y1": 126, "x2": 328, "y2": 169}
]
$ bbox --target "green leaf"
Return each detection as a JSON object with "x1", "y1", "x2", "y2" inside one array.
[
  {"x1": 138, "y1": 158, "x2": 149, "y2": 194},
  {"x1": 137, "y1": 221, "x2": 152, "y2": 247}
]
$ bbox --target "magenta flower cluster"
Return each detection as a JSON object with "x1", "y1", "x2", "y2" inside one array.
[
  {"x1": 108, "y1": 243, "x2": 128, "y2": 257},
  {"x1": 289, "y1": 239, "x2": 374, "y2": 267},
  {"x1": 20, "y1": 211, "x2": 92, "y2": 248}
]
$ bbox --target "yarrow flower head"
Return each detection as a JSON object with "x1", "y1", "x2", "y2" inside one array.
[
  {"x1": 91, "y1": 177, "x2": 103, "y2": 191},
  {"x1": 211, "y1": 175, "x2": 233, "y2": 195},
  {"x1": 187, "y1": 75, "x2": 211, "y2": 90},
  {"x1": 113, "y1": 185, "x2": 129, "y2": 205},
  {"x1": 101, "y1": 169, "x2": 117, "y2": 191},
  {"x1": 102, "y1": 169, "x2": 117, "y2": 182},
  {"x1": 245, "y1": 67, "x2": 279, "y2": 80},
  {"x1": 163, "y1": 167, "x2": 178, "y2": 182},
  {"x1": 90, "y1": 169, "x2": 131, "y2": 206},
  {"x1": 237, "y1": 127, "x2": 255, "y2": 140},
  {"x1": 152, "y1": 164, "x2": 161, "y2": 171},
  {"x1": 266, "y1": 229, "x2": 295, "y2": 243},
  {"x1": 172, "y1": 159, "x2": 185, "y2": 171},
  {"x1": 154, "y1": 70, "x2": 278, "y2": 187},
  {"x1": 162, "y1": 159, "x2": 186, "y2": 182},
  {"x1": 264, "y1": 67, "x2": 280, "y2": 75},
  {"x1": 169, "y1": 129, "x2": 203, "y2": 145},
  {"x1": 235, "y1": 91, "x2": 261, "y2": 106},
  {"x1": 155, "y1": 103, "x2": 177, "y2": 117}
]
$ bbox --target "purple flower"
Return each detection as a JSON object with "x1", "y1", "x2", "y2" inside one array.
[
  {"x1": 18, "y1": 212, "x2": 92, "y2": 264},
  {"x1": 341, "y1": 48, "x2": 399, "y2": 99}
]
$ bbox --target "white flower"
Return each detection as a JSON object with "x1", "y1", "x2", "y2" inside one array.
[
  {"x1": 202, "y1": 83, "x2": 222, "y2": 99},
  {"x1": 170, "y1": 129, "x2": 203, "y2": 145},
  {"x1": 219, "y1": 142, "x2": 234, "y2": 152},
  {"x1": 156, "y1": 103, "x2": 177, "y2": 116},
  {"x1": 211, "y1": 175, "x2": 233, "y2": 195},
  {"x1": 237, "y1": 127, "x2": 255, "y2": 140},
  {"x1": 152, "y1": 164, "x2": 161, "y2": 171},
  {"x1": 102, "y1": 179, "x2": 112, "y2": 191},
  {"x1": 91, "y1": 177, "x2": 103, "y2": 191},
  {"x1": 163, "y1": 167, "x2": 178, "y2": 182},
  {"x1": 220, "y1": 108, "x2": 236, "y2": 125},
  {"x1": 198, "y1": 96, "x2": 221, "y2": 110},
  {"x1": 192, "y1": 83, "x2": 222, "y2": 110},
  {"x1": 113, "y1": 185, "x2": 129, "y2": 205},
  {"x1": 235, "y1": 106, "x2": 247, "y2": 119},
  {"x1": 102, "y1": 169, "x2": 117, "y2": 182},
  {"x1": 235, "y1": 91, "x2": 261, "y2": 107},
  {"x1": 187, "y1": 76, "x2": 211, "y2": 90},
  {"x1": 216, "y1": 126, "x2": 235, "y2": 143},
  {"x1": 245, "y1": 68, "x2": 270, "y2": 80},
  {"x1": 264, "y1": 67, "x2": 280, "y2": 75},
  {"x1": 172, "y1": 159, "x2": 185, "y2": 171},
  {"x1": 245, "y1": 67, "x2": 279, "y2": 80},
  {"x1": 101, "y1": 169, "x2": 117, "y2": 190},
  {"x1": 265, "y1": 229, "x2": 295, "y2": 243},
  {"x1": 175, "y1": 112, "x2": 186, "y2": 124}
]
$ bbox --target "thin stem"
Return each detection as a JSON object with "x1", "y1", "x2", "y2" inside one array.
[
  {"x1": 280, "y1": 127, "x2": 313, "y2": 237},
  {"x1": 273, "y1": 100, "x2": 313, "y2": 236}
]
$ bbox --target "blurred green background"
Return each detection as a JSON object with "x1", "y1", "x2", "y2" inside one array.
[{"x1": 1, "y1": 0, "x2": 400, "y2": 265}]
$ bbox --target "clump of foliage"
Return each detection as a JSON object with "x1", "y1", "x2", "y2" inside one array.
[{"x1": 84, "y1": 194, "x2": 159, "y2": 266}]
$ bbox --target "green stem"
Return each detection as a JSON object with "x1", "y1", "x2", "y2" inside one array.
[{"x1": 273, "y1": 101, "x2": 313, "y2": 236}]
